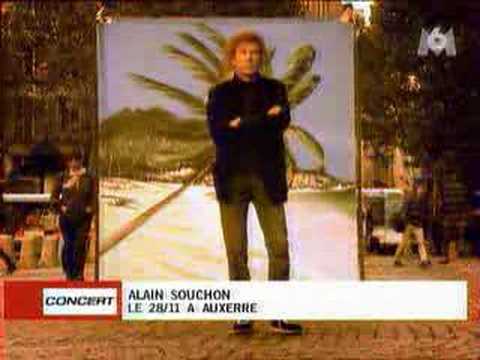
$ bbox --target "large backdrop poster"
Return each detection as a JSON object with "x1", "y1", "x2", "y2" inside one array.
[{"x1": 97, "y1": 18, "x2": 357, "y2": 281}]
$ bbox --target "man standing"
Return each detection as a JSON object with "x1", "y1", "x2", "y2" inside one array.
[
  {"x1": 53, "y1": 149, "x2": 95, "y2": 281},
  {"x1": 207, "y1": 30, "x2": 302, "y2": 335},
  {"x1": 393, "y1": 178, "x2": 432, "y2": 267}
]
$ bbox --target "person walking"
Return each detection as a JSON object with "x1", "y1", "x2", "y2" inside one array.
[{"x1": 393, "y1": 178, "x2": 432, "y2": 267}]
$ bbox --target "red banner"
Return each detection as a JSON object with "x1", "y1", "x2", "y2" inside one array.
[{"x1": 4, "y1": 281, "x2": 122, "y2": 320}]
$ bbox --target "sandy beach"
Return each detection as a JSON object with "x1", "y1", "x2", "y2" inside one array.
[{"x1": 99, "y1": 179, "x2": 359, "y2": 281}]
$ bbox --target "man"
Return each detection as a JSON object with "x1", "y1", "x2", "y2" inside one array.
[
  {"x1": 339, "y1": 3, "x2": 355, "y2": 24},
  {"x1": 53, "y1": 149, "x2": 95, "y2": 281},
  {"x1": 207, "y1": 30, "x2": 302, "y2": 335},
  {"x1": 393, "y1": 178, "x2": 432, "y2": 268}
]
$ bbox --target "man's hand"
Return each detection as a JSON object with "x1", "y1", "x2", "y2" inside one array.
[
  {"x1": 267, "y1": 105, "x2": 282, "y2": 117},
  {"x1": 228, "y1": 117, "x2": 241, "y2": 128},
  {"x1": 61, "y1": 206, "x2": 67, "y2": 214}
]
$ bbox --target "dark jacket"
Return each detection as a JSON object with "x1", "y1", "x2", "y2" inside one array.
[
  {"x1": 206, "y1": 73, "x2": 291, "y2": 204},
  {"x1": 403, "y1": 193, "x2": 427, "y2": 227},
  {"x1": 52, "y1": 169, "x2": 96, "y2": 224}
]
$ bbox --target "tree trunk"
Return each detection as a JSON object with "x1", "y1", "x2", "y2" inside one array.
[{"x1": 100, "y1": 160, "x2": 214, "y2": 256}]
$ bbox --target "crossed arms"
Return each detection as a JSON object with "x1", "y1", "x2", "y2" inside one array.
[{"x1": 206, "y1": 83, "x2": 291, "y2": 146}]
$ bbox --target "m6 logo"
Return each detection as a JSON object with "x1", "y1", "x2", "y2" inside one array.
[{"x1": 418, "y1": 27, "x2": 457, "y2": 57}]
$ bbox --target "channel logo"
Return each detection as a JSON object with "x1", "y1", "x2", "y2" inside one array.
[{"x1": 418, "y1": 26, "x2": 457, "y2": 57}]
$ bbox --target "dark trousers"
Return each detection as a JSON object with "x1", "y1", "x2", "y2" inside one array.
[
  {"x1": 0, "y1": 204, "x2": 18, "y2": 272},
  {"x1": 465, "y1": 216, "x2": 480, "y2": 256},
  {"x1": 59, "y1": 215, "x2": 92, "y2": 280},
  {"x1": 0, "y1": 203, "x2": 19, "y2": 235},
  {"x1": 0, "y1": 249, "x2": 15, "y2": 273},
  {"x1": 218, "y1": 172, "x2": 290, "y2": 281},
  {"x1": 431, "y1": 217, "x2": 444, "y2": 256}
]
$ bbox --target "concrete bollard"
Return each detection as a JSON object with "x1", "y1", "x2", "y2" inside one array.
[
  {"x1": 17, "y1": 230, "x2": 43, "y2": 269},
  {"x1": 38, "y1": 232, "x2": 60, "y2": 268}
]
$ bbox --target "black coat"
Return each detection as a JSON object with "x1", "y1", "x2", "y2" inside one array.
[
  {"x1": 403, "y1": 194, "x2": 427, "y2": 227},
  {"x1": 52, "y1": 170, "x2": 96, "y2": 224},
  {"x1": 206, "y1": 73, "x2": 291, "y2": 204}
]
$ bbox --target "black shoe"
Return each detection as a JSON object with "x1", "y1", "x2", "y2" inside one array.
[
  {"x1": 271, "y1": 320, "x2": 303, "y2": 335},
  {"x1": 7, "y1": 263, "x2": 16, "y2": 274},
  {"x1": 419, "y1": 260, "x2": 432, "y2": 268},
  {"x1": 231, "y1": 320, "x2": 253, "y2": 335},
  {"x1": 393, "y1": 260, "x2": 403, "y2": 267}
]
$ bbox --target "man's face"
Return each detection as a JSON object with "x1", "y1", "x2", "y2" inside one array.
[
  {"x1": 231, "y1": 41, "x2": 262, "y2": 76},
  {"x1": 339, "y1": 7, "x2": 354, "y2": 23},
  {"x1": 68, "y1": 158, "x2": 81, "y2": 171},
  {"x1": 345, "y1": 8, "x2": 353, "y2": 19},
  {"x1": 3, "y1": 157, "x2": 13, "y2": 175},
  {"x1": 412, "y1": 185, "x2": 425, "y2": 198}
]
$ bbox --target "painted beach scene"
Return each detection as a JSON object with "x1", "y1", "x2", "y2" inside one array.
[{"x1": 98, "y1": 19, "x2": 357, "y2": 281}]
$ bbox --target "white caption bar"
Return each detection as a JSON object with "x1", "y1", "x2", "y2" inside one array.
[
  {"x1": 122, "y1": 281, "x2": 467, "y2": 320},
  {"x1": 43, "y1": 288, "x2": 118, "y2": 316}
]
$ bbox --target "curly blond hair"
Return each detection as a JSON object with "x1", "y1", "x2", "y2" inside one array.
[{"x1": 222, "y1": 30, "x2": 267, "y2": 75}]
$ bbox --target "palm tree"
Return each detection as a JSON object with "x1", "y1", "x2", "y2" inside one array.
[
  {"x1": 99, "y1": 23, "x2": 327, "y2": 255},
  {"x1": 100, "y1": 22, "x2": 325, "y2": 178}
]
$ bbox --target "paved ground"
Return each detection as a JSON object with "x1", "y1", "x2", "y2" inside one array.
[
  {"x1": 4, "y1": 320, "x2": 480, "y2": 360},
  {"x1": 2, "y1": 264, "x2": 95, "y2": 281},
  {"x1": 3, "y1": 255, "x2": 480, "y2": 359}
]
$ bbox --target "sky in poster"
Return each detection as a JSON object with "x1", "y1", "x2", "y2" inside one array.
[{"x1": 99, "y1": 19, "x2": 355, "y2": 180}]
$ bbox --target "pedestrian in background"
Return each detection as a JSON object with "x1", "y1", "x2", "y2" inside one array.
[
  {"x1": 393, "y1": 178, "x2": 432, "y2": 268},
  {"x1": 53, "y1": 149, "x2": 95, "y2": 280}
]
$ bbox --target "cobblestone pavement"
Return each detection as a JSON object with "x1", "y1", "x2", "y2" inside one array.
[
  {"x1": 1, "y1": 264, "x2": 95, "y2": 280},
  {"x1": 4, "y1": 256, "x2": 480, "y2": 359},
  {"x1": 5, "y1": 320, "x2": 480, "y2": 359}
]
